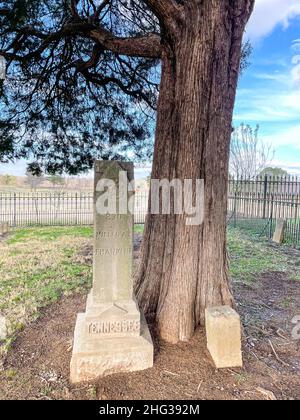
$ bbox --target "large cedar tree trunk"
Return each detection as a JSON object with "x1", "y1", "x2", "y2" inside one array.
[{"x1": 135, "y1": 2, "x2": 254, "y2": 344}]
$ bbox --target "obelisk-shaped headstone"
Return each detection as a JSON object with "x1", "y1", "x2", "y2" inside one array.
[
  {"x1": 85, "y1": 161, "x2": 140, "y2": 338},
  {"x1": 70, "y1": 161, "x2": 153, "y2": 383},
  {"x1": 93, "y1": 161, "x2": 134, "y2": 302}
]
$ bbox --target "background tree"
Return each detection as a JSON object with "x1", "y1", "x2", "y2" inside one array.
[
  {"x1": 0, "y1": 0, "x2": 255, "y2": 343},
  {"x1": 0, "y1": 173, "x2": 16, "y2": 187},
  {"x1": 146, "y1": 175, "x2": 151, "y2": 188},
  {"x1": 47, "y1": 174, "x2": 65, "y2": 190},
  {"x1": 25, "y1": 170, "x2": 44, "y2": 190},
  {"x1": 230, "y1": 124, "x2": 275, "y2": 179},
  {"x1": 260, "y1": 167, "x2": 289, "y2": 177}
]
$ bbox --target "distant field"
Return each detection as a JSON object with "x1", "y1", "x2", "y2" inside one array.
[{"x1": 0, "y1": 187, "x2": 93, "y2": 193}]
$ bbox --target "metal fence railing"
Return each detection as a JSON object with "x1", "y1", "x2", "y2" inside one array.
[
  {"x1": 228, "y1": 192, "x2": 300, "y2": 221},
  {"x1": 228, "y1": 193, "x2": 300, "y2": 249},
  {"x1": 0, "y1": 192, "x2": 149, "y2": 227},
  {"x1": 229, "y1": 174, "x2": 300, "y2": 196},
  {"x1": 1, "y1": 175, "x2": 300, "y2": 248},
  {"x1": 227, "y1": 175, "x2": 300, "y2": 249}
]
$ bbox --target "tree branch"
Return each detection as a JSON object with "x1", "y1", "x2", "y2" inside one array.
[
  {"x1": 0, "y1": 8, "x2": 10, "y2": 16},
  {"x1": 79, "y1": 69, "x2": 156, "y2": 110},
  {"x1": 89, "y1": 29, "x2": 162, "y2": 58},
  {"x1": 69, "y1": 0, "x2": 80, "y2": 19},
  {"x1": 143, "y1": 0, "x2": 183, "y2": 22},
  {"x1": 2, "y1": 22, "x2": 162, "y2": 60},
  {"x1": 91, "y1": 0, "x2": 111, "y2": 20}
]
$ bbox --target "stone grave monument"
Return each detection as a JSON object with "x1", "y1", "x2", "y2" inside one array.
[{"x1": 70, "y1": 161, "x2": 153, "y2": 383}]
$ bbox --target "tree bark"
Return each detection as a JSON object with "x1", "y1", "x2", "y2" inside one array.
[{"x1": 135, "y1": 1, "x2": 254, "y2": 343}]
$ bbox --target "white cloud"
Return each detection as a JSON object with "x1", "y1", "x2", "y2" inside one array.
[
  {"x1": 292, "y1": 41, "x2": 300, "y2": 51},
  {"x1": 262, "y1": 125, "x2": 300, "y2": 149},
  {"x1": 235, "y1": 89, "x2": 300, "y2": 123},
  {"x1": 247, "y1": 0, "x2": 300, "y2": 41},
  {"x1": 291, "y1": 63, "x2": 300, "y2": 87},
  {"x1": 271, "y1": 159, "x2": 300, "y2": 175},
  {"x1": 253, "y1": 71, "x2": 290, "y2": 84},
  {"x1": 292, "y1": 55, "x2": 300, "y2": 64},
  {"x1": 291, "y1": 41, "x2": 300, "y2": 88},
  {"x1": 237, "y1": 1, "x2": 300, "y2": 170}
]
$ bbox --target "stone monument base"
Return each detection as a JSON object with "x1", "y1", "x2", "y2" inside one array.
[{"x1": 70, "y1": 312, "x2": 153, "y2": 384}]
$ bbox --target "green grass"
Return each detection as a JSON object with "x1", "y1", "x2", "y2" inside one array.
[
  {"x1": 7, "y1": 224, "x2": 143, "y2": 245},
  {"x1": 289, "y1": 274, "x2": 300, "y2": 282},
  {"x1": 134, "y1": 224, "x2": 145, "y2": 234},
  {"x1": 227, "y1": 227, "x2": 296, "y2": 284},
  {"x1": 0, "y1": 227, "x2": 94, "y2": 356},
  {"x1": 0, "y1": 224, "x2": 145, "y2": 349},
  {"x1": 228, "y1": 217, "x2": 300, "y2": 249},
  {"x1": 7, "y1": 226, "x2": 93, "y2": 245},
  {"x1": 0, "y1": 224, "x2": 299, "y2": 358}
]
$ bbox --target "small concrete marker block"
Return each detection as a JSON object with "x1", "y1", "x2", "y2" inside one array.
[
  {"x1": 273, "y1": 219, "x2": 287, "y2": 244},
  {"x1": 205, "y1": 306, "x2": 243, "y2": 369},
  {"x1": 0, "y1": 222, "x2": 9, "y2": 236}
]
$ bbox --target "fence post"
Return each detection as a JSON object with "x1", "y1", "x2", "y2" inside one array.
[
  {"x1": 234, "y1": 192, "x2": 237, "y2": 228},
  {"x1": 263, "y1": 174, "x2": 268, "y2": 219},
  {"x1": 13, "y1": 192, "x2": 17, "y2": 227},
  {"x1": 269, "y1": 194, "x2": 274, "y2": 239},
  {"x1": 75, "y1": 192, "x2": 78, "y2": 226},
  {"x1": 294, "y1": 198, "x2": 298, "y2": 248}
]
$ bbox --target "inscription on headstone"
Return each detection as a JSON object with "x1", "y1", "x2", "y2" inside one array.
[
  {"x1": 70, "y1": 161, "x2": 153, "y2": 383},
  {"x1": 92, "y1": 164, "x2": 134, "y2": 303},
  {"x1": 88, "y1": 320, "x2": 140, "y2": 335}
]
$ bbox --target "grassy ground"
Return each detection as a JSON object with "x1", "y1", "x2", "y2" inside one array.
[
  {"x1": 0, "y1": 225, "x2": 299, "y2": 400},
  {"x1": 0, "y1": 225, "x2": 298, "y2": 353},
  {"x1": 0, "y1": 227, "x2": 92, "y2": 356},
  {"x1": 0, "y1": 225, "x2": 146, "y2": 355},
  {"x1": 227, "y1": 228, "x2": 299, "y2": 284},
  {"x1": 228, "y1": 217, "x2": 300, "y2": 249}
]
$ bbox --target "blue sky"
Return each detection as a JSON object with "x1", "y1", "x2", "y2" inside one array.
[
  {"x1": 1, "y1": 0, "x2": 300, "y2": 177},
  {"x1": 234, "y1": 0, "x2": 300, "y2": 174}
]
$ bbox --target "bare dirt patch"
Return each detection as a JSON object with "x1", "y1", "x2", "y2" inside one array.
[
  {"x1": 0, "y1": 235, "x2": 299, "y2": 400},
  {"x1": 0, "y1": 288, "x2": 299, "y2": 401}
]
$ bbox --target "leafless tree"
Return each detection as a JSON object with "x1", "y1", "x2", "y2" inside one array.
[{"x1": 230, "y1": 124, "x2": 275, "y2": 179}]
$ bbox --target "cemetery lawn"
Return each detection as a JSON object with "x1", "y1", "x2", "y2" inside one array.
[{"x1": 0, "y1": 226, "x2": 299, "y2": 400}]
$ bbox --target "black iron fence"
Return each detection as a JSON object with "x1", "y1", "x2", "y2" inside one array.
[
  {"x1": 0, "y1": 191, "x2": 149, "y2": 226},
  {"x1": 1, "y1": 175, "x2": 300, "y2": 248},
  {"x1": 229, "y1": 174, "x2": 300, "y2": 196},
  {"x1": 228, "y1": 193, "x2": 300, "y2": 248},
  {"x1": 227, "y1": 175, "x2": 300, "y2": 248}
]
